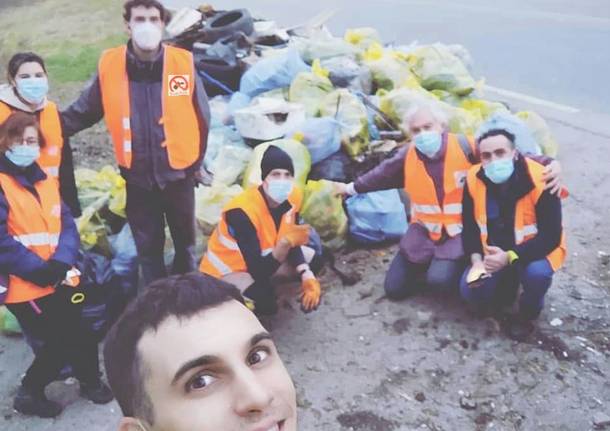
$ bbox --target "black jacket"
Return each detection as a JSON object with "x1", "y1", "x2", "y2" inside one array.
[{"x1": 462, "y1": 154, "x2": 562, "y2": 266}]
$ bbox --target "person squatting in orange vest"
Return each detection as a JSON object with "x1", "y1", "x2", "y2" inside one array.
[
  {"x1": 0, "y1": 112, "x2": 113, "y2": 418},
  {"x1": 201, "y1": 145, "x2": 324, "y2": 315},
  {"x1": 460, "y1": 128, "x2": 566, "y2": 341},
  {"x1": 61, "y1": 0, "x2": 210, "y2": 285},
  {"x1": 0, "y1": 52, "x2": 81, "y2": 217},
  {"x1": 332, "y1": 102, "x2": 563, "y2": 301}
]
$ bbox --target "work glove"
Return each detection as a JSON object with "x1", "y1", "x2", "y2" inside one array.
[
  {"x1": 279, "y1": 224, "x2": 310, "y2": 248},
  {"x1": 300, "y1": 276, "x2": 321, "y2": 313}
]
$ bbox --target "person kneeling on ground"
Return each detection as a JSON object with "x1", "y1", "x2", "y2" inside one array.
[
  {"x1": 0, "y1": 112, "x2": 112, "y2": 418},
  {"x1": 104, "y1": 272, "x2": 298, "y2": 431},
  {"x1": 200, "y1": 145, "x2": 323, "y2": 314},
  {"x1": 333, "y1": 102, "x2": 562, "y2": 301},
  {"x1": 460, "y1": 128, "x2": 566, "y2": 341}
]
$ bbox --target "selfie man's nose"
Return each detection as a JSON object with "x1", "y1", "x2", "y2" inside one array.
[{"x1": 233, "y1": 369, "x2": 274, "y2": 416}]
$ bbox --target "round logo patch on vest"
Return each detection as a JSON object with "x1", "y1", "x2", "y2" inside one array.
[{"x1": 168, "y1": 74, "x2": 190, "y2": 97}]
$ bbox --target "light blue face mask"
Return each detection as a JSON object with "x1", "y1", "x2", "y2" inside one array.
[
  {"x1": 484, "y1": 158, "x2": 515, "y2": 184},
  {"x1": 6, "y1": 144, "x2": 40, "y2": 168},
  {"x1": 414, "y1": 131, "x2": 442, "y2": 158},
  {"x1": 266, "y1": 179, "x2": 294, "y2": 203},
  {"x1": 16, "y1": 77, "x2": 49, "y2": 105}
]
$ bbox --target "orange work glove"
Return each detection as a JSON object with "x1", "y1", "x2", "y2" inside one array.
[
  {"x1": 279, "y1": 224, "x2": 310, "y2": 248},
  {"x1": 300, "y1": 277, "x2": 321, "y2": 312}
]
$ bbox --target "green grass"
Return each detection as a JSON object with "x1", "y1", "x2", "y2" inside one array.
[{"x1": 0, "y1": 0, "x2": 125, "y2": 85}]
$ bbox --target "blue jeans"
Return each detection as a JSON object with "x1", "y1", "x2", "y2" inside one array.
[
  {"x1": 459, "y1": 259, "x2": 554, "y2": 319},
  {"x1": 384, "y1": 251, "x2": 464, "y2": 300}
]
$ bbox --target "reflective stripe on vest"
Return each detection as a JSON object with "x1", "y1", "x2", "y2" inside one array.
[
  {"x1": 13, "y1": 232, "x2": 60, "y2": 247},
  {"x1": 0, "y1": 101, "x2": 63, "y2": 177},
  {"x1": 404, "y1": 133, "x2": 475, "y2": 241},
  {"x1": 466, "y1": 158, "x2": 566, "y2": 272},
  {"x1": 0, "y1": 173, "x2": 62, "y2": 303},
  {"x1": 98, "y1": 45, "x2": 200, "y2": 169},
  {"x1": 200, "y1": 187, "x2": 303, "y2": 278}
]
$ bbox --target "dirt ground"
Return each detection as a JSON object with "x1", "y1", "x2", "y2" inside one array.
[{"x1": 0, "y1": 82, "x2": 609, "y2": 430}]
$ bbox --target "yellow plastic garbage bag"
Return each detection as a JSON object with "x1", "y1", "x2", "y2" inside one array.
[
  {"x1": 319, "y1": 89, "x2": 369, "y2": 158},
  {"x1": 409, "y1": 44, "x2": 476, "y2": 96},
  {"x1": 301, "y1": 180, "x2": 348, "y2": 250},
  {"x1": 363, "y1": 43, "x2": 414, "y2": 91},
  {"x1": 378, "y1": 87, "x2": 437, "y2": 128},
  {"x1": 516, "y1": 111, "x2": 559, "y2": 157},
  {"x1": 242, "y1": 139, "x2": 312, "y2": 189},
  {"x1": 344, "y1": 27, "x2": 381, "y2": 49},
  {"x1": 461, "y1": 98, "x2": 509, "y2": 120},
  {"x1": 288, "y1": 70, "x2": 334, "y2": 116},
  {"x1": 195, "y1": 184, "x2": 244, "y2": 235}
]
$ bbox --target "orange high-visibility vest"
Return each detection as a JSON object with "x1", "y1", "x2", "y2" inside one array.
[
  {"x1": 0, "y1": 101, "x2": 63, "y2": 178},
  {"x1": 404, "y1": 133, "x2": 475, "y2": 241},
  {"x1": 98, "y1": 45, "x2": 200, "y2": 170},
  {"x1": 0, "y1": 173, "x2": 61, "y2": 303},
  {"x1": 465, "y1": 158, "x2": 566, "y2": 271},
  {"x1": 200, "y1": 187, "x2": 303, "y2": 278}
]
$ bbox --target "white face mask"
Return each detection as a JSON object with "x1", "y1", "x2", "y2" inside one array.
[{"x1": 131, "y1": 22, "x2": 163, "y2": 51}]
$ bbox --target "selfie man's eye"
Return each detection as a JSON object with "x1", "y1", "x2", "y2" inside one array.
[
  {"x1": 247, "y1": 348, "x2": 270, "y2": 366},
  {"x1": 186, "y1": 373, "x2": 216, "y2": 392}
]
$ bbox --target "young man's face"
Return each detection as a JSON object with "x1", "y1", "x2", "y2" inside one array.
[
  {"x1": 126, "y1": 5, "x2": 165, "y2": 38},
  {"x1": 479, "y1": 134, "x2": 516, "y2": 166},
  {"x1": 130, "y1": 300, "x2": 297, "y2": 431}
]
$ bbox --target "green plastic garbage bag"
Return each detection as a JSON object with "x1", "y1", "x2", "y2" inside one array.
[
  {"x1": 195, "y1": 184, "x2": 244, "y2": 235},
  {"x1": 516, "y1": 111, "x2": 559, "y2": 157},
  {"x1": 301, "y1": 180, "x2": 348, "y2": 250},
  {"x1": 242, "y1": 139, "x2": 312, "y2": 189},
  {"x1": 409, "y1": 44, "x2": 476, "y2": 96},
  {"x1": 288, "y1": 71, "x2": 334, "y2": 116},
  {"x1": 0, "y1": 306, "x2": 21, "y2": 335},
  {"x1": 319, "y1": 89, "x2": 369, "y2": 158},
  {"x1": 292, "y1": 29, "x2": 357, "y2": 63}
]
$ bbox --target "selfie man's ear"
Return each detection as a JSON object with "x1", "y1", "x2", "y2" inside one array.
[{"x1": 119, "y1": 417, "x2": 148, "y2": 431}]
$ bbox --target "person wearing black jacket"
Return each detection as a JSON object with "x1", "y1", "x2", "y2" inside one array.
[{"x1": 460, "y1": 129, "x2": 566, "y2": 340}]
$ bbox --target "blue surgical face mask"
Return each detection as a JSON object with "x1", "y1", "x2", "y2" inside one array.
[
  {"x1": 484, "y1": 158, "x2": 515, "y2": 184},
  {"x1": 6, "y1": 144, "x2": 40, "y2": 168},
  {"x1": 16, "y1": 77, "x2": 49, "y2": 105},
  {"x1": 414, "y1": 131, "x2": 442, "y2": 158},
  {"x1": 266, "y1": 179, "x2": 294, "y2": 203}
]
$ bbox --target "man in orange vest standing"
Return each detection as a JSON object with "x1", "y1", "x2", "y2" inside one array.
[
  {"x1": 460, "y1": 129, "x2": 566, "y2": 341},
  {"x1": 61, "y1": 0, "x2": 210, "y2": 285},
  {"x1": 333, "y1": 102, "x2": 561, "y2": 301},
  {"x1": 200, "y1": 146, "x2": 323, "y2": 315}
]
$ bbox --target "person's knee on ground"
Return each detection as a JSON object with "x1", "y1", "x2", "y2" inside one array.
[
  {"x1": 384, "y1": 252, "x2": 423, "y2": 300},
  {"x1": 425, "y1": 259, "x2": 462, "y2": 292}
]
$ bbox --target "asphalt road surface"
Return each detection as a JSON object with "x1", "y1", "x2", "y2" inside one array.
[{"x1": 165, "y1": 0, "x2": 610, "y2": 115}]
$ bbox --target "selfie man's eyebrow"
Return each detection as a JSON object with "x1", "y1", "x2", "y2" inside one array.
[
  {"x1": 172, "y1": 355, "x2": 220, "y2": 385},
  {"x1": 250, "y1": 332, "x2": 273, "y2": 348}
]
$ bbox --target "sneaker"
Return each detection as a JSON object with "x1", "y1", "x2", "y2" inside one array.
[
  {"x1": 13, "y1": 386, "x2": 63, "y2": 418},
  {"x1": 507, "y1": 316, "x2": 536, "y2": 342},
  {"x1": 80, "y1": 380, "x2": 114, "y2": 404}
]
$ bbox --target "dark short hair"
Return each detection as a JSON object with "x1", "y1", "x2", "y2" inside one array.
[
  {"x1": 0, "y1": 112, "x2": 46, "y2": 153},
  {"x1": 123, "y1": 0, "x2": 171, "y2": 24},
  {"x1": 103, "y1": 272, "x2": 245, "y2": 423},
  {"x1": 7, "y1": 52, "x2": 47, "y2": 82},
  {"x1": 477, "y1": 129, "x2": 516, "y2": 148}
]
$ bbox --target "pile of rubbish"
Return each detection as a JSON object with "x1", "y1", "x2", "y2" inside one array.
[{"x1": 167, "y1": 5, "x2": 559, "y2": 251}]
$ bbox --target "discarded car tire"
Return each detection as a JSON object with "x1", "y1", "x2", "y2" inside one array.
[{"x1": 203, "y1": 9, "x2": 254, "y2": 44}]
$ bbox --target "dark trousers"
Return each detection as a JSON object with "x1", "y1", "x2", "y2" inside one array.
[
  {"x1": 7, "y1": 293, "x2": 99, "y2": 393},
  {"x1": 384, "y1": 250, "x2": 464, "y2": 300},
  {"x1": 459, "y1": 259, "x2": 554, "y2": 319},
  {"x1": 126, "y1": 179, "x2": 197, "y2": 286}
]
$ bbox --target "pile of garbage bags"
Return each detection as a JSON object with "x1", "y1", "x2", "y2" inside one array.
[{"x1": 169, "y1": 5, "x2": 559, "y2": 249}]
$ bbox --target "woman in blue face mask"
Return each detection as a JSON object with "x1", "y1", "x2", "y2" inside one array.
[
  {"x1": 0, "y1": 112, "x2": 113, "y2": 417},
  {"x1": 0, "y1": 52, "x2": 80, "y2": 217}
]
